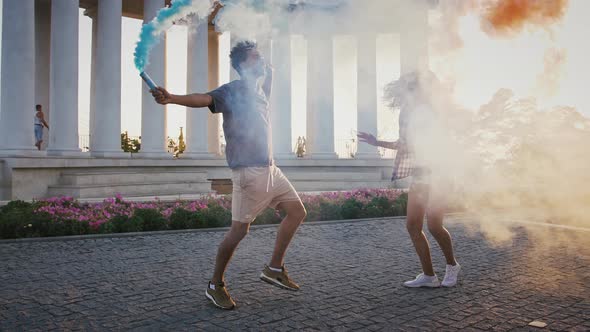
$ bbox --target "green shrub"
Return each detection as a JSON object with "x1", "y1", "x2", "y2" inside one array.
[
  {"x1": 393, "y1": 193, "x2": 408, "y2": 216},
  {"x1": 388, "y1": 201, "x2": 402, "y2": 216},
  {"x1": 134, "y1": 209, "x2": 167, "y2": 231},
  {"x1": 0, "y1": 209, "x2": 22, "y2": 239},
  {"x1": 0, "y1": 200, "x2": 97, "y2": 238},
  {"x1": 109, "y1": 215, "x2": 129, "y2": 233},
  {"x1": 57, "y1": 219, "x2": 91, "y2": 236},
  {"x1": 303, "y1": 203, "x2": 321, "y2": 222},
  {"x1": 1, "y1": 200, "x2": 35, "y2": 213},
  {"x1": 196, "y1": 203, "x2": 231, "y2": 228},
  {"x1": 106, "y1": 215, "x2": 144, "y2": 233},
  {"x1": 363, "y1": 196, "x2": 391, "y2": 218},
  {"x1": 98, "y1": 221, "x2": 115, "y2": 234},
  {"x1": 254, "y1": 208, "x2": 282, "y2": 225},
  {"x1": 0, "y1": 211, "x2": 90, "y2": 239},
  {"x1": 0, "y1": 201, "x2": 47, "y2": 239},
  {"x1": 169, "y1": 208, "x2": 200, "y2": 230},
  {"x1": 0, "y1": 190, "x2": 411, "y2": 239},
  {"x1": 22, "y1": 213, "x2": 51, "y2": 238},
  {"x1": 340, "y1": 198, "x2": 364, "y2": 220},
  {"x1": 319, "y1": 201, "x2": 342, "y2": 221}
]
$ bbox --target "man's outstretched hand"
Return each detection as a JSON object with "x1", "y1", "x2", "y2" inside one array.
[{"x1": 151, "y1": 87, "x2": 172, "y2": 105}]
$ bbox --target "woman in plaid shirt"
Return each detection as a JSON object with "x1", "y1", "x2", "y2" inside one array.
[{"x1": 358, "y1": 70, "x2": 461, "y2": 288}]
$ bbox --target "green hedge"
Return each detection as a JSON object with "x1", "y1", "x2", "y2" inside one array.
[{"x1": 0, "y1": 193, "x2": 408, "y2": 239}]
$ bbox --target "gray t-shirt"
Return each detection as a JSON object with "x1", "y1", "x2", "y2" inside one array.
[{"x1": 207, "y1": 80, "x2": 272, "y2": 169}]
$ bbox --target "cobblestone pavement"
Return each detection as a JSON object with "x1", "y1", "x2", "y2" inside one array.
[{"x1": 1, "y1": 217, "x2": 589, "y2": 331}]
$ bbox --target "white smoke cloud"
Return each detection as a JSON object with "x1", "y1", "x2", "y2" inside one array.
[{"x1": 138, "y1": 0, "x2": 590, "y2": 249}]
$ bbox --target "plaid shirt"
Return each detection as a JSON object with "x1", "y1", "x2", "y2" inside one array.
[
  {"x1": 387, "y1": 71, "x2": 441, "y2": 181},
  {"x1": 391, "y1": 106, "x2": 414, "y2": 181}
]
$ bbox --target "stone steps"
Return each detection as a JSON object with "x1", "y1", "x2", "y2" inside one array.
[
  {"x1": 43, "y1": 166, "x2": 393, "y2": 199},
  {"x1": 48, "y1": 181, "x2": 213, "y2": 199},
  {"x1": 59, "y1": 170, "x2": 209, "y2": 186},
  {"x1": 292, "y1": 180, "x2": 393, "y2": 192},
  {"x1": 47, "y1": 169, "x2": 213, "y2": 199},
  {"x1": 282, "y1": 169, "x2": 388, "y2": 191},
  {"x1": 282, "y1": 171, "x2": 383, "y2": 181}
]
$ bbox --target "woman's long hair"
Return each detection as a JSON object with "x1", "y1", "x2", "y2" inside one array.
[{"x1": 383, "y1": 70, "x2": 442, "y2": 110}]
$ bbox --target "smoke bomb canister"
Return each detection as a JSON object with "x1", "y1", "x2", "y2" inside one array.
[{"x1": 139, "y1": 71, "x2": 158, "y2": 90}]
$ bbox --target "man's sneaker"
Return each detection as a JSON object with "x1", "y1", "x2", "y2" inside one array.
[
  {"x1": 205, "y1": 282, "x2": 236, "y2": 310},
  {"x1": 260, "y1": 265, "x2": 300, "y2": 291},
  {"x1": 442, "y1": 263, "x2": 461, "y2": 287},
  {"x1": 403, "y1": 273, "x2": 441, "y2": 288}
]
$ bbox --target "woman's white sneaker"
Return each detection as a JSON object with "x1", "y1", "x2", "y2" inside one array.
[
  {"x1": 442, "y1": 263, "x2": 461, "y2": 287},
  {"x1": 403, "y1": 273, "x2": 441, "y2": 288}
]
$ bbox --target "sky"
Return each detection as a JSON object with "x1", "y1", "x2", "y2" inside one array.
[{"x1": 429, "y1": 0, "x2": 590, "y2": 116}]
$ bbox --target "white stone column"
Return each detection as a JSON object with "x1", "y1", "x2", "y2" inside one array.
[
  {"x1": 139, "y1": 0, "x2": 169, "y2": 158},
  {"x1": 400, "y1": 2, "x2": 429, "y2": 74},
  {"x1": 47, "y1": 0, "x2": 81, "y2": 156},
  {"x1": 355, "y1": 34, "x2": 380, "y2": 159},
  {"x1": 271, "y1": 35, "x2": 295, "y2": 159},
  {"x1": 208, "y1": 27, "x2": 221, "y2": 155},
  {"x1": 0, "y1": 0, "x2": 38, "y2": 155},
  {"x1": 91, "y1": 0, "x2": 127, "y2": 157},
  {"x1": 88, "y1": 10, "x2": 98, "y2": 151},
  {"x1": 306, "y1": 35, "x2": 337, "y2": 159},
  {"x1": 183, "y1": 21, "x2": 215, "y2": 159},
  {"x1": 35, "y1": 0, "x2": 51, "y2": 151}
]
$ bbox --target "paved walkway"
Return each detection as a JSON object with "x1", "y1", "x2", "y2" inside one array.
[{"x1": 1, "y1": 217, "x2": 588, "y2": 331}]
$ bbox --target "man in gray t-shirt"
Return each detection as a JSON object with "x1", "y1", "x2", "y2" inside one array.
[
  {"x1": 151, "y1": 41, "x2": 306, "y2": 310},
  {"x1": 208, "y1": 79, "x2": 272, "y2": 169}
]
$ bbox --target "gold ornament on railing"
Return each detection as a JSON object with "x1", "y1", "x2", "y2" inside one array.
[
  {"x1": 178, "y1": 127, "x2": 186, "y2": 157},
  {"x1": 296, "y1": 136, "x2": 306, "y2": 158}
]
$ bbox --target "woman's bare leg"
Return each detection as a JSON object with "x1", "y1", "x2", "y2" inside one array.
[{"x1": 406, "y1": 184, "x2": 435, "y2": 276}]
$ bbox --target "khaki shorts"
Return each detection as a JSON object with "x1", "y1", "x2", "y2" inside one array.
[{"x1": 231, "y1": 165, "x2": 301, "y2": 223}]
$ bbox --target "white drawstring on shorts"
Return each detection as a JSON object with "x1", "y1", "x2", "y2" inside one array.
[{"x1": 265, "y1": 165, "x2": 274, "y2": 193}]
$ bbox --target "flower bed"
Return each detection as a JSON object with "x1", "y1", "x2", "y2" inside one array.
[{"x1": 0, "y1": 190, "x2": 407, "y2": 239}]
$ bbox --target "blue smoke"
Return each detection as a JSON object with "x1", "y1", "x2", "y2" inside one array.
[
  {"x1": 212, "y1": 0, "x2": 349, "y2": 35},
  {"x1": 134, "y1": 0, "x2": 214, "y2": 71},
  {"x1": 134, "y1": 0, "x2": 348, "y2": 72}
]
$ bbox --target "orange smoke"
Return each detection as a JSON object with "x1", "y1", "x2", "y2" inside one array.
[{"x1": 483, "y1": 0, "x2": 569, "y2": 35}]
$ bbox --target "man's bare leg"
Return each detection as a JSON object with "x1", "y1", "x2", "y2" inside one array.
[
  {"x1": 269, "y1": 200, "x2": 307, "y2": 268},
  {"x1": 211, "y1": 220, "x2": 250, "y2": 284}
]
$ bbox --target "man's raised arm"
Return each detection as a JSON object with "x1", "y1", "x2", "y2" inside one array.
[{"x1": 151, "y1": 87, "x2": 213, "y2": 108}]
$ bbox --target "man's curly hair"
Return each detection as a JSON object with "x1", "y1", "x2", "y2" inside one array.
[{"x1": 230, "y1": 40, "x2": 258, "y2": 74}]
